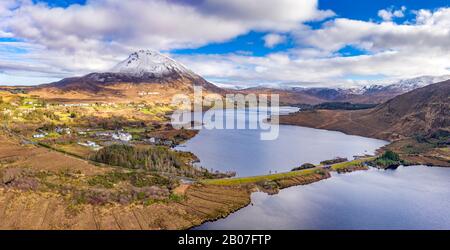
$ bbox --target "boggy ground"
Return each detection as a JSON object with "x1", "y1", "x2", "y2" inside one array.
[
  {"x1": 0, "y1": 132, "x2": 249, "y2": 229},
  {"x1": 0, "y1": 130, "x2": 340, "y2": 229},
  {"x1": 279, "y1": 111, "x2": 449, "y2": 167},
  {"x1": 278, "y1": 81, "x2": 450, "y2": 167},
  {"x1": 0, "y1": 184, "x2": 251, "y2": 230},
  {"x1": 4, "y1": 86, "x2": 447, "y2": 229}
]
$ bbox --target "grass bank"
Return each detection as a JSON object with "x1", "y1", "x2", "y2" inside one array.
[
  {"x1": 330, "y1": 157, "x2": 375, "y2": 171},
  {"x1": 201, "y1": 168, "x2": 322, "y2": 186}
]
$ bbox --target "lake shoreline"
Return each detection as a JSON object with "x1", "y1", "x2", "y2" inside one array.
[
  {"x1": 188, "y1": 156, "x2": 381, "y2": 229},
  {"x1": 186, "y1": 121, "x2": 448, "y2": 229},
  {"x1": 278, "y1": 111, "x2": 449, "y2": 168}
]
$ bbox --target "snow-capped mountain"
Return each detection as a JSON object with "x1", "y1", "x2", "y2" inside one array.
[
  {"x1": 360, "y1": 75, "x2": 450, "y2": 94},
  {"x1": 111, "y1": 50, "x2": 194, "y2": 77},
  {"x1": 40, "y1": 49, "x2": 223, "y2": 94}
]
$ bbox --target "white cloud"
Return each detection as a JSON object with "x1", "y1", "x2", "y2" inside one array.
[
  {"x1": 174, "y1": 48, "x2": 450, "y2": 88},
  {"x1": 1, "y1": 2, "x2": 450, "y2": 88},
  {"x1": 298, "y1": 8, "x2": 450, "y2": 54},
  {"x1": 197, "y1": 0, "x2": 334, "y2": 31},
  {"x1": 2, "y1": 0, "x2": 332, "y2": 51},
  {"x1": 174, "y1": 8, "x2": 450, "y2": 87},
  {"x1": 378, "y1": 6, "x2": 406, "y2": 21},
  {"x1": 0, "y1": 0, "x2": 335, "y2": 84},
  {"x1": 263, "y1": 33, "x2": 287, "y2": 48}
]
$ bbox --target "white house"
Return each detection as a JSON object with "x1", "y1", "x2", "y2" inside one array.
[
  {"x1": 112, "y1": 132, "x2": 132, "y2": 142},
  {"x1": 33, "y1": 133, "x2": 46, "y2": 138},
  {"x1": 78, "y1": 141, "x2": 101, "y2": 150},
  {"x1": 55, "y1": 127, "x2": 71, "y2": 135}
]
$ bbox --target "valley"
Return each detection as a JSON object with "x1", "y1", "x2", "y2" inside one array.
[
  {"x1": 0, "y1": 50, "x2": 449, "y2": 230},
  {"x1": 279, "y1": 80, "x2": 450, "y2": 167}
]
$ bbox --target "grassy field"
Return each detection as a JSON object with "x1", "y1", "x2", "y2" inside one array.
[
  {"x1": 330, "y1": 157, "x2": 375, "y2": 171},
  {"x1": 202, "y1": 157, "x2": 377, "y2": 186},
  {"x1": 201, "y1": 167, "x2": 322, "y2": 185}
]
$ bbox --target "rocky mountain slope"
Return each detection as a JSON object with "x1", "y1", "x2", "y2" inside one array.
[
  {"x1": 366, "y1": 79, "x2": 450, "y2": 138},
  {"x1": 280, "y1": 80, "x2": 450, "y2": 141},
  {"x1": 239, "y1": 75, "x2": 450, "y2": 105}
]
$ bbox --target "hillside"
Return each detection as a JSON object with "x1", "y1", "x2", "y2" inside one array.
[
  {"x1": 280, "y1": 80, "x2": 450, "y2": 141},
  {"x1": 237, "y1": 75, "x2": 450, "y2": 105}
]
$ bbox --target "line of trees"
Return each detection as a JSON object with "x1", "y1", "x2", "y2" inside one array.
[{"x1": 92, "y1": 144, "x2": 183, "y2": 173}]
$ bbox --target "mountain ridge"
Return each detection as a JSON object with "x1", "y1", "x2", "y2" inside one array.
[
  {"x1": 28, "y1": 50, "x2": 224, "y2": 102},
  {"x1": 11, "y1": 49, "x2": 450, "y2": 105},
  {"x1": 279, "y1": 80, "x2": 450, "y2": 141}
]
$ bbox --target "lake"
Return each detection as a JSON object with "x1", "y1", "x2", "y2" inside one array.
[
  {"x1": 197, "y1": 166, "x2": 450, "y2": 229},
  {"x1": 175, "y1": 108, "x2": 450, "y2": 229},
  {"x1": 176, "y1": 107, "x2": 388, "y2": 177}
]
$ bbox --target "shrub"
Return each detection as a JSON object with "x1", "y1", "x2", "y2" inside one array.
[
  {"x1": 87, "y1": 171, "x2": 171, "y2": 189},
  {"x1": 292, "y1": 163, "x2": 316, "y2": 171},
  {"x1": 369, "y1": 150, "x2": 403, "y2": 168},
  {"x1": 169, "y1": 193, "x2": 185, "y2": 202},
  {"x1": 380, "y1": 151, "x2": 400, "y2": 161}
]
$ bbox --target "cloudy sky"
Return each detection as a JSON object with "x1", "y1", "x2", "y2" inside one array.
[{"x1": 1, "y1": 0, "x2": 450, "y2": 87}]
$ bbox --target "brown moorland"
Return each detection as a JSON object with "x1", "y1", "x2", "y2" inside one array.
[{"x1": 280, "y1": 80, "x2": 450, "y2": 166}]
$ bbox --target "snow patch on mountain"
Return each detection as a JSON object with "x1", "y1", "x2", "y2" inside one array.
[
  {"x1": 360, "y1": 75, "x2": 450, "y2": 94},
  {"x1": 388, "y1": 75, "x2": 450, "y2": 91},
  {"x1": 111, "y1": 50, "x2": 194, "y2": 77}
]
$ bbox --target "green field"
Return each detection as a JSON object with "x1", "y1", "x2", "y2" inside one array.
[
  {"x1": 201, "y1": 168, "x2": 322, "y2": 185},
  {"x1": 330, "y1": 157, "x2": 374, "y2": 171}
]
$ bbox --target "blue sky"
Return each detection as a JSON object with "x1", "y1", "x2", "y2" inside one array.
[
  {"x1": 174, "y1": 0, "x2": 449, "y2": 57},
  {"x1": 1, "y1": 0, "x2": 450, "y2": 86}
]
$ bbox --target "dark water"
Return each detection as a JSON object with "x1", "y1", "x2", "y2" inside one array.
[
  {"x1": 176, "y1": 108, "x2": 450, "y2": 229},
  {"x1": 176, "y1": 108, "x2": 387, "y2": 177},
  {"x1": 198, "y1": 166, "x2": 450, "y2": 229}
]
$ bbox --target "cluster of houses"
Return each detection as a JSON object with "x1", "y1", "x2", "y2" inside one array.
[
  {"x1": 138, "y1": 91, "x2": 160, "y2": 96},
  {"x1": 112, "y1": 132, "x2": 133, "y2": 141},
  {"x1": 31, "y1": 125, "x2": 176, "y2": 150},
  {"x1": 142, "y1": 137, "x2": 173, "y2": 146},
  {"x1": 60, "y1": 103, "x2": 90, "y2": 107},
  {"x1": 58, "y1": 102, "x2": 122, "y2": 108},
  {"x1": 94, "y1": 130, "x2": 132, "y2": 142},
  {"x1": 78, "y1": 141, "x2": 101, "y2": 150},
  {"x1": 32, "y1": 126, "x2": 72, "y2": 138},
  {"x1": 76, "y1": 130, "x2": 132, "y2": 150},
  {"x1": 55, "y1": 127, "x2": 71, "y2": 135},
  {"x1": 33, "y1": 132, "x2": 48, "y2": 138}
]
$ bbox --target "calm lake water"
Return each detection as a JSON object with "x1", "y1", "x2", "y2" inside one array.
[
  {"x1": 176, "y1": 108, "x2": 450, "y2": 229},
  {"x1": 176, "y1": 107, "x2": 388, "y2": 177},
  {"x1": 198, "y1": 166, "x2": 450, "y2": 230}
]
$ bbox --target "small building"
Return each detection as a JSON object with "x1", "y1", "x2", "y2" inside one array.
[
  {"x1": 143, "y1": 137, "x2": 159, "y2": 144},
  {"x1": 95, "y1": 132, "x2": 112, "y2": 137},
  {"x1": 55, "y1": 127, "x2": 71, "y2": 135},
  {"x1": 112, "y1": 132, "x2": 132, "y2": 142},
  {"x1": 33, "y1": 133, "x2": 46, "y2": 138},
  {"x1": 78, "y1": 141, "x2": 101, "y2": 150}
]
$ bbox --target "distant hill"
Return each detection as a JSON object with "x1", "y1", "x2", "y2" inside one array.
[
  {"x1": 5, "y1": 49, "x2": 448, "y2": 105},
  {"x1": 280, "y1": 80, "x2": 450, "y2": 141},
  {"x1": 366, "y1": 79, "x2": 450, "y2": 139},
  {"x1": 237, "y1": 75, "x2": 450, "y2": 105}
]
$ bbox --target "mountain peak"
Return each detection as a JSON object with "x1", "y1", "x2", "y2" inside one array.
[{"x1": 111, "y1": 49, "x2": 192, "y2": 77}]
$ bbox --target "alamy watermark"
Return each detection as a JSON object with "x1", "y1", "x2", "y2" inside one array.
[{"x1": 171, "y1": 86, "x2": 280, "y2": 140}]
